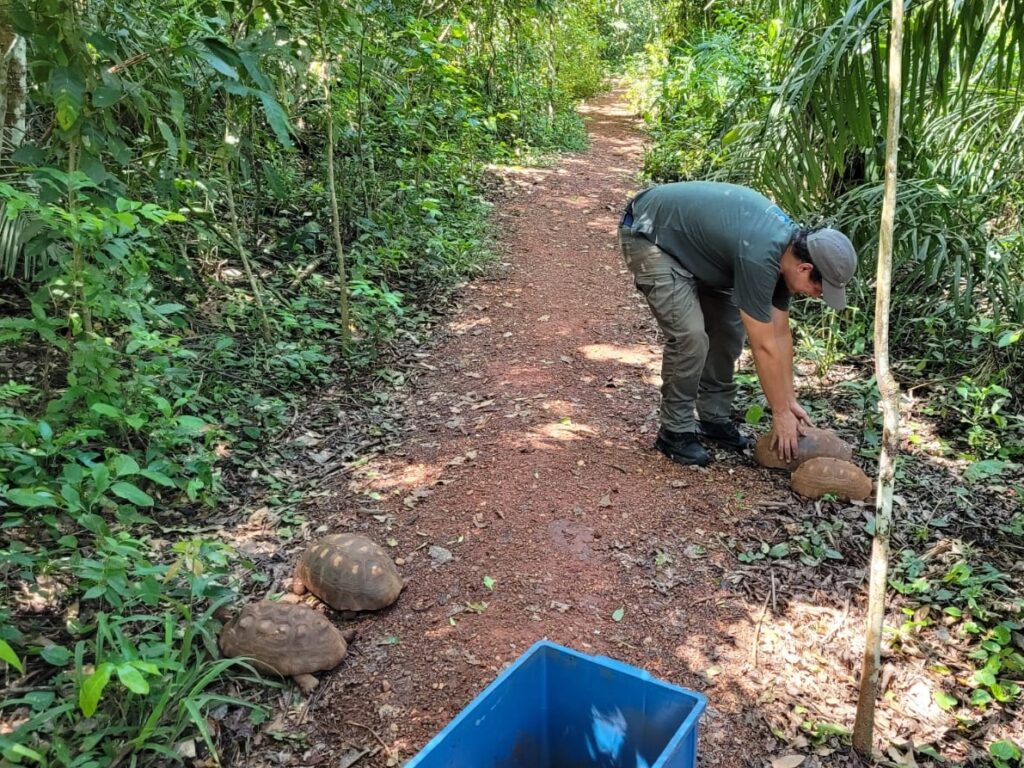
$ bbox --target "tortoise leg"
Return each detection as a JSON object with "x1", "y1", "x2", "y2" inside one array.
[
  {"x1": 290, "y1": 574, "x2": 307, "y2": 595},
  {"x1": 277, "y1": 592, "x2": 302, "y2": 605},
  {"x1": 293, "y1": 674, "x2": 319, "y2": 692}
]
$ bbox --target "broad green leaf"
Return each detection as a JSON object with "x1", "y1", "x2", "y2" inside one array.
[
  {"x1": 0, "y1": 638, "x2": 24, "y2": 673},
  {"x1": 722, "y1": 126, "x2": 742, "y2": 145},
  {"x1": 990, "y1": 741, "x2": 1022, "y2": 760},
  {"x1": 92, "y1": 463, "x2": 110, "y2": 493},
  {"x1": 176, "y1": 415, "x2": 207, "y2": 435},
  {"x1": 79, "y1": 662, "x2": 113, "y2": 716},
  {"x1": 990, "y1": 625, "x2": 1012, "y2": 645},
  {"x1": 50, "y1": 67, "x2": 85, "y2": 130},
  {"x1": 156, "y1": 118, "x2": 178, "y2": 161},
  {"x1": 258, "y1": 92, "x2": 293, "y2": 149},
  {"x1": 140, "y1": 468, "x2": 175, "y2": 487},
  {"x1": 40, "y1": 644, "x2": 72, "y2": 666},
  {"x1": 964, "y1": 459, "x2": 1008, "y2": 482},
  {"x1": 970, "y1": 688, "x2": 993, "y2": 707},
  {"x1": 611, "y1": 607, "x2": 624, "y2": 622},
  {"x1": 110, "y1": 482, "x2": 154, "y2": 507},
  {"x1": 933, "y1": 690, "x2": 957, "y2": 711},
  {"x1": 91, "y1": 403, "x2": 122, "y2": 419},
  {"x1": 990, "y1": 683, "x2": 1012, "y2": 702},
  {"x1": 111, "y1": 454, "x2": 140, "y2": 477},
  {"x1": 198, "y1": 39, "x2": 240, "y2": 80},
  {"x1": 240, "y1": 50, "x2": 272, "y2": 91},
  {"x1": 130, "y1": 660, "x2": 160, "y2": 676},
  {"x1": 116, "y1": 663, "x2": 150, "y2": 695},
  {"x1": 744, "y1": 404, "x2": 764, "y2": 425},
  {"x1": 5, "y1": 488, "x2": 60, "y2": 509},
  {"x1": 974, "y1": 668, "x2": 997, "y2": 687},
  {"x1": 996, "y1": 330, "x2": 1022, "y2": 348},
  {"x1": 91, "y1": 84, "x2": 122, "y2": 108},
  {"x1": 768, "y1": 543, "x2": 790, "y2": 558},
  {"x1": 38, "y1": 421, "x2": 53, "y2": 441}
]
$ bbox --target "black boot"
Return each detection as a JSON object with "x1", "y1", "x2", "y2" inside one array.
[
  {"x1": 655, "y1": 428, "x2": 711, "y2": 467},
  {"x1": 696, "y1": 420, "x2": 754, "y2": 451}
]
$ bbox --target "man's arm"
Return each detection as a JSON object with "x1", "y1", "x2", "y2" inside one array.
[
  {"x1": 741, "y1": 309, "x2": 801, "y2": 460},
  {"x1": 772, "y1": 308, "x2": 815, "y2": 428},
  {"x1": 772, "y1": 308, "x2": 797, "y2": 404}
]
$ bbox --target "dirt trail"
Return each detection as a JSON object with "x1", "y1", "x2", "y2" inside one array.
[{"x1": 288, "y1": 89, "x2": 788, "y2": 767}]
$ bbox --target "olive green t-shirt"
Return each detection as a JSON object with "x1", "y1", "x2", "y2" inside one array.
[{"x1": 628, "y1": 181, "x2": 798, "y2": 323}]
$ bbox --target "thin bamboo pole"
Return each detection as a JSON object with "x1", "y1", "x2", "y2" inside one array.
[
  {"x1": 322, "y1": 60, "x2": 351, "y2": 345},
  {"x1": 852, "y1": 0, "x2": 904, "y2": 756},
  {"x1": 222, "y1": 98, "x2": 272, "y2": 344}
]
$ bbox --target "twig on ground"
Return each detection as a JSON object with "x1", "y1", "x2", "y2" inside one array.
[
  {"x1": 346, "y1": 721, "x2": 393, "y2": 756},
  {"x1": 750, "y1": 581, "x2": 773, "y2": 668},
  {"x1": 289, "y1": 256, "x2": 328, "y2": 290}
]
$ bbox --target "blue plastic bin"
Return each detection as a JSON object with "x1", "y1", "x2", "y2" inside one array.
[{"x1": 405, "y1": 640, "x2": 707, "y2": 768}]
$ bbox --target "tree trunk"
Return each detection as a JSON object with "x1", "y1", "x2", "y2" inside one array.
[
  {"x1": 852, "y1": 0, "x2": 904, "y2": 757},
  {"x1": 1, "y1": 21, "x2": 28, "y2": 167},
  {"x1": 323, "y1": 61, "x2": 351, "y2": 345}
]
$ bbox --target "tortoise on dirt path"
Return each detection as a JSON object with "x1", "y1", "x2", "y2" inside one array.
[
  {"x1": 790, "y1": 457, "x2": 872, "y2": 502},
  {"x1": 292, "y1": 533, "x2": 403, "y2": 611},
  {"x1": 218, "y1": 600, "x2": 351, "y2": 692},
  {"x1": 753, "y1": 427, "x2": 854, "y2": 470}
]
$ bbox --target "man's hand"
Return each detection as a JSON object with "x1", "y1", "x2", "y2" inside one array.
[
  {"x1": 789, "y1": 401, "x2": 815, "y2": 428},
  {"x1": 770, "y1": 411, "x2": 801, "y2": 461}
]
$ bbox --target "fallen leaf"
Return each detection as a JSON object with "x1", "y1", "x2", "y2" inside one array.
[
  {"x1": 771, "y1": 756, "x2": 805, "y2": 768},
  {"x1": 338, "y1": 748, "x2": 368, "y2": 768}
]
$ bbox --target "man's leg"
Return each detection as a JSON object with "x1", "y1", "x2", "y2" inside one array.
[
  {"x1": 695, "y1": 287, "x2": 752, "y2": 449},
  {"x1": 619, "y1": 227, "x2": 710, "y2": 464}
]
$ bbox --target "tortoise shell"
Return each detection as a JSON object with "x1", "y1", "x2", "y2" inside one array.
[
  {"x1": 218, "y1": 600, "x2": 348, "y2": 677},
  {"x1": 790, "y1": 457, "x2": 872, "y2": 502},
  {"x1": 754, "y1": 427, "x2": 854, "y2": 470},
  {"x1": 294, "y1": 534, "x2": 403, "y2": 611}
]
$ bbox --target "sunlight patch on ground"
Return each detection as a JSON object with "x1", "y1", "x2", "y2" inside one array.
[
  {"x1": 529, "y1": 419, "x2": 598, "y2": 445},
  {"x1": 448, "y1": 315, "x2": 492, "y2": 334},
  {"x1": 369, "y1": 462, "x2": 441, "y2": 492},
  {"x1": 578, "y1": 342, "x2": 660, "y2": 374},
  {"x1": 558, "y1": 195, "x2": 599, "y2": 211},
  {"x1": 484, "y1": 163, "x2": 554, "y2": 185}
]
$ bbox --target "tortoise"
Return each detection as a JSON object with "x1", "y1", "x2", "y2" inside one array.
[
  {"x1": 218, "y1": 600, "x2": 350, "y2": 692},
  {"x1": 292, "y1": 533, "x2": 403, "y2": 612},
  {"x1": 753, "y1": 427, "x2": 854, "y2": 470},
  {"x1": 790, "y1": 457, "x2": 872, "y2": 502}
]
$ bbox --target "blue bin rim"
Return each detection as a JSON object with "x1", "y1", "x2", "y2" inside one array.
[{"x1": 405, "y1": 639, "x2": 708, "y2": 767}]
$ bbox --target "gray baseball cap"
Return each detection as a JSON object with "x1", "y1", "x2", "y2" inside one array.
[{"x1": 807, "y1": 228, "x2": 857, "y2": 310}]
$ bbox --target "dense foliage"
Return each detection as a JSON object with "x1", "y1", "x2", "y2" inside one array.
[
  {"x1": 630, "y1": 0, "x2": 1024, "y2": 461},
  {"x1": 0, "y1": 0, "x2": 615, "y2": 763}
]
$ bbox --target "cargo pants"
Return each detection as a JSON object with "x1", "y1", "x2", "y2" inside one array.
[{"x1": 618, "y1": 223, "x2": 746, "y2": 434}]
